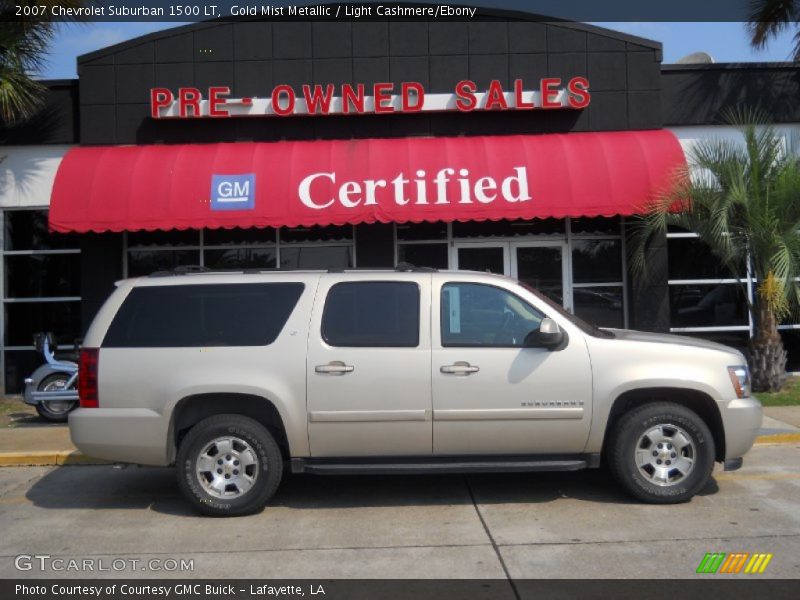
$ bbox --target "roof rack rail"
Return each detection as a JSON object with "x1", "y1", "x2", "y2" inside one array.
[
  {"x1": 148, "y1": 265, "x2": 211, "y2": 277},
  {"x1": 395, "y1": 262, "x2": 438, "y2": 273}
]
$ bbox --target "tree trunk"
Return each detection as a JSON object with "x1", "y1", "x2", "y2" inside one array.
[{"x1": 748, "y1": 305, "x2": 787, "y2": 392}]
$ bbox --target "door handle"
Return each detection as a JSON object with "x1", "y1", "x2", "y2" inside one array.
[
  {"x1": 315, "y1": 361, "x2": 354, "y2": 375},
  {"x1": 440, "y1": 361, "x2": 480, "y2": 375}
]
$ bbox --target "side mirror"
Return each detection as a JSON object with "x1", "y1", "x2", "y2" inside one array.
[{"x1": 524, "y1": 318, "x2": 565, "y2": 349}]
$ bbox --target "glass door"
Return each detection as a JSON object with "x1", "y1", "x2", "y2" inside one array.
[
  {"x1": 452, "y1": 240, "x2": 571, "y2": 311},
  {"x1": 451, "y1": 242, "x2": 510, "y2": 275},
  {"x1": 511, "y1": 241, "x2": 571, "y2": 311}
]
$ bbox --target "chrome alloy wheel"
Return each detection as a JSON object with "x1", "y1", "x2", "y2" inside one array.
[
  {"x1": 635, "y1": 424, "x2": 696, "y2": 486},
  {"x1": 40, "y1": 376, "x2": 74, "y2": 415},
  {"x1": 195, "y1": 436, "x2": 260, "y2": 499}
]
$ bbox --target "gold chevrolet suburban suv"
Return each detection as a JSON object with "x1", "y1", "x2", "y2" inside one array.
[{"x1": 70, "y1": 268, "x2": 762, "y2": 516}]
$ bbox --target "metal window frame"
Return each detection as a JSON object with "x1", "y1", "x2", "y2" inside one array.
[
  {"x1": 122, "y1": 226, "x2": 358, "y2": 277},
  {"x1": 1, "y1": 207, "x2": 82, "y2": 394},
  {"x1": 665, "y1": 233, "x2": 756, "y2": 337},
  {"x1": 393, "y1": 217, "x2": 629, "y2": 328}
]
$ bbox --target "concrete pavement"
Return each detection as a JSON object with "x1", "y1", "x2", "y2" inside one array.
[{"x1": 0, "y1": 444, "x2": 798, "y2": 579}]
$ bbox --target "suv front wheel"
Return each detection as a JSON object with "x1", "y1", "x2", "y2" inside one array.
[
  {"x1": 609, "y1": 402, "x2": 715, "y2": 504},
  {"x1": 177, "y1": 414, "x2": 283, "y2": 517}
]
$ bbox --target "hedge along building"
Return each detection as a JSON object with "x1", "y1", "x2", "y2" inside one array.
[{"x1": 1, "y1": 12, "x2": 799, "y2": 393}]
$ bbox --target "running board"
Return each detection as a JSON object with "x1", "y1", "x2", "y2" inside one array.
[{"x1": 290, "y1": 454, "x2": 600, "y2": 475}]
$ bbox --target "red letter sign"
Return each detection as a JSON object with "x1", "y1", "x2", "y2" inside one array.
[
  {"x1": 303, "y1": 84, "x2": 335, "y2": 115},
  {"x1": 484, "y1": 80, "x2": 509, "y2": 110},
  {"x1": 402, "y1": 82, "x2": 424, "y2": 112},
  {"x1": 567, "y1": 77, "x2": 591, "y2": 109},
  {"x1": 178, "y1": 88, "x2": 202, "y2": 118},
  {"x1": 540, "y1": 78, "x2": 562, "y2": 109},
  {"x1": 150, "y1": 88, "x2": 174, "y2": 118},
  {"x1": 208, "y1": 86, "x2": 231, "y2": 117},
  {"x1": 373, "y1": 83, "x2": 394, "y2": 113},
  {"x1": 455, "y1": 80, "x2": 478, "y2": 112},
  {"x1": 272, "y1": 85, "x2": 296, "y2": 116}
]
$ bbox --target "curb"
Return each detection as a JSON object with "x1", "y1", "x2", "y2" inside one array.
[
  {"x1": 0, "y1": 451, "x2": 112, "y2": 467},
  {"x1": 0, "y1": 432, "x2": 798, "y2": 467},
  {"x1": 753, "y1": 432, "x2": 800, "y2": 445}
]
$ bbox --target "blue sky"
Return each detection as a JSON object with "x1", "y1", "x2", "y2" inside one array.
[{"x1": 39, "y1": 21, "x2": 797, "y2": 80}]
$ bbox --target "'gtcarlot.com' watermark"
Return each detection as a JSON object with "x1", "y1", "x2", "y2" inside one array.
[{"x1": 14, "y1": 554, "x2": 194, "y2": 573}]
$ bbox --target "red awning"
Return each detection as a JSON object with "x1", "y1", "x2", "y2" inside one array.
[{"x1": 49, "y1": 130, "x2": 686, "y2": 233}]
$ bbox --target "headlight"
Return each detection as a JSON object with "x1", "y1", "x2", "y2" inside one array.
[{"x1": 727, "y1": 366, "x2": 751, "y2": 398}]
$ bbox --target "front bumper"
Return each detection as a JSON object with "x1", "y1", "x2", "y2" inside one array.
[
  {"x1": 69, "y1": 407, "x2": 171, "y2": 466},
  {"x1": 720, "y1": 397, "x2": 762, "y2": 461}
]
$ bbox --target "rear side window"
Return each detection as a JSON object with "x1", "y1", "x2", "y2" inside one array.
[
  {"x1": 103, "y1": 283, "x2": 304, "y2": 347},
  {"x1": 322, "y1": 282, "x2": 419, "y2": 347}
]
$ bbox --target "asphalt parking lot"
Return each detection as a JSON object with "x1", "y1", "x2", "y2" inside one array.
[{"x1": 0, "y1": 443, "x2": 798, "y2": 580}]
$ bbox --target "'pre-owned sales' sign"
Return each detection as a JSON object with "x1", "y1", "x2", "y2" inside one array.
[{"x1": 150, "y1": 78, "x2": 591, "y2": 119}]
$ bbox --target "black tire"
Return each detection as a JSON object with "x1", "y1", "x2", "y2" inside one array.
[
  {"x1": 608, "y1": 402, "x2": 715, "y2": 504},
  {"x1": 34, "y1": 373, "x2": 77, "y2": 423},
  {"x1": 176, "y1": 414, "x2": 283, "y2": 517}
]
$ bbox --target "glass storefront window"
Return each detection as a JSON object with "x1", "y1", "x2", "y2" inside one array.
[
  {"x1": 453, "y1": 218, "x2": 564, "y2": 238},
  {"x1": 3, "y1": 209, "x2": 82, "y2": 394},
  {"x1": 571, "y1": 239, "x2": 622, "y2": 284},
  {"x1": 397, "y1": 243, "x2": 448, "y2": 269},
  {"x1": 573, "y1": 286, "x2": 624, "y2": 329},
  {"x1": 280, "y1": 225, "x2": 353, "y2": 243},
  {"x1": 457, "y1": 246, "x2": 506, "y2": 275},
  {"x1": 681, "y1": 331, "x2": 751, "y2": 356},
  {"x1": 127, "y1": 249, "x2": 201, "y2": 276},
  {"x1": 127, "y1": 230, "x2": 200, "y2": 247},
  {"x1": 4, "y1": 350, "x2": 41, "y2": 396},
  {"x1": 396, "y1": 222, "x2": 448, "y2": 241},
  {"x1": 204, "y1": 227, "x2": 277, "y2": 246},
  {"x1": 205, "y1": 248, "x2": 277, "y2": 269},
  {"x1": 122, "y1": 226, "x2": 355, "y2": 276},
  {"x1": 570, "y1": 216, "x2": 621, "y2": 235},
  {"x1": 668, "y1": 237, "x2": 739, "y2": 280},
  {"x1": 780, "y1": 330, "x2": 800, "y2": 372},
  {"x1": 4, "y1": 301, "x2": 82, "y2": 347},
  {"x1": 4, "y1": 209, "x2": 79, "y2": 250},
  {"x1": 280, "y1": 246, "x2": 353, "y2": 269},
  {"x1": 669, "y1": 283, "x2": 749, "y2": 328},
  {"x1": 5, "y1": 254, "x2": 81, "y2": 297},
  {"x1": 516, "y1": 245, "x2": 564, "y2": 305}
]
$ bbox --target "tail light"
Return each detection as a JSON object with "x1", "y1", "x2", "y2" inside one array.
[{"x1": 78, "y1": 348, "x2": 99, "y2": 408}]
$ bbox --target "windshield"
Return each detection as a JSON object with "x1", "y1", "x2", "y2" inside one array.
[{"x1": 519, "y1": 282, "x2": 616, "y2": 339}]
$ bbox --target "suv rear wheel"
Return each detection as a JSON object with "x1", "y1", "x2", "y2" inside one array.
[
  {"x1": 609, "y1": 402, "x2": 715, "y2": 504},
  {"x1": 176, "y1": 414, "x2": 283, "y2": 516}
]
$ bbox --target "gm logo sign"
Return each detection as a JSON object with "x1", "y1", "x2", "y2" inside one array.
[{"x1": 211, "y1": 174, "x2": 255, "y2": 211}]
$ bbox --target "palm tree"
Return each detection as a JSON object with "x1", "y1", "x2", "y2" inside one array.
[
  {"x1": 630, "y1": 111, "x2": 800, "y2": 392},
  {"x1": 0, "y1": 1, "x2": 83, "y2": 125},
  {"x1": 747, "y1": 0, "x2": 800, "y2": 60}
]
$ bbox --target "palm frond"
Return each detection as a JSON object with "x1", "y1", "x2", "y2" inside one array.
[
  {"x1": 0, "y1": 1, "x2": 87, "y2": 124},
  {"x1": 0, "y1": 69, "x2": 46, "y2": 123},
  {"x1": 746, "y1": 0, "x2": 800, "y2": 49}
]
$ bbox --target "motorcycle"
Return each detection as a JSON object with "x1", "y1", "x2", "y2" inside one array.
[{"x1": 23, "y1": 332, "x2": 80, "y2": 422}]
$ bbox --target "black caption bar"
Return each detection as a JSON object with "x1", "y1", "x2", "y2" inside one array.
[
  {"x1": 2, "y1": 579, "x2": 798, "y2": 600},
  {"x1": 0, "y1": 0, "x2": 771, "y2": 22}
]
